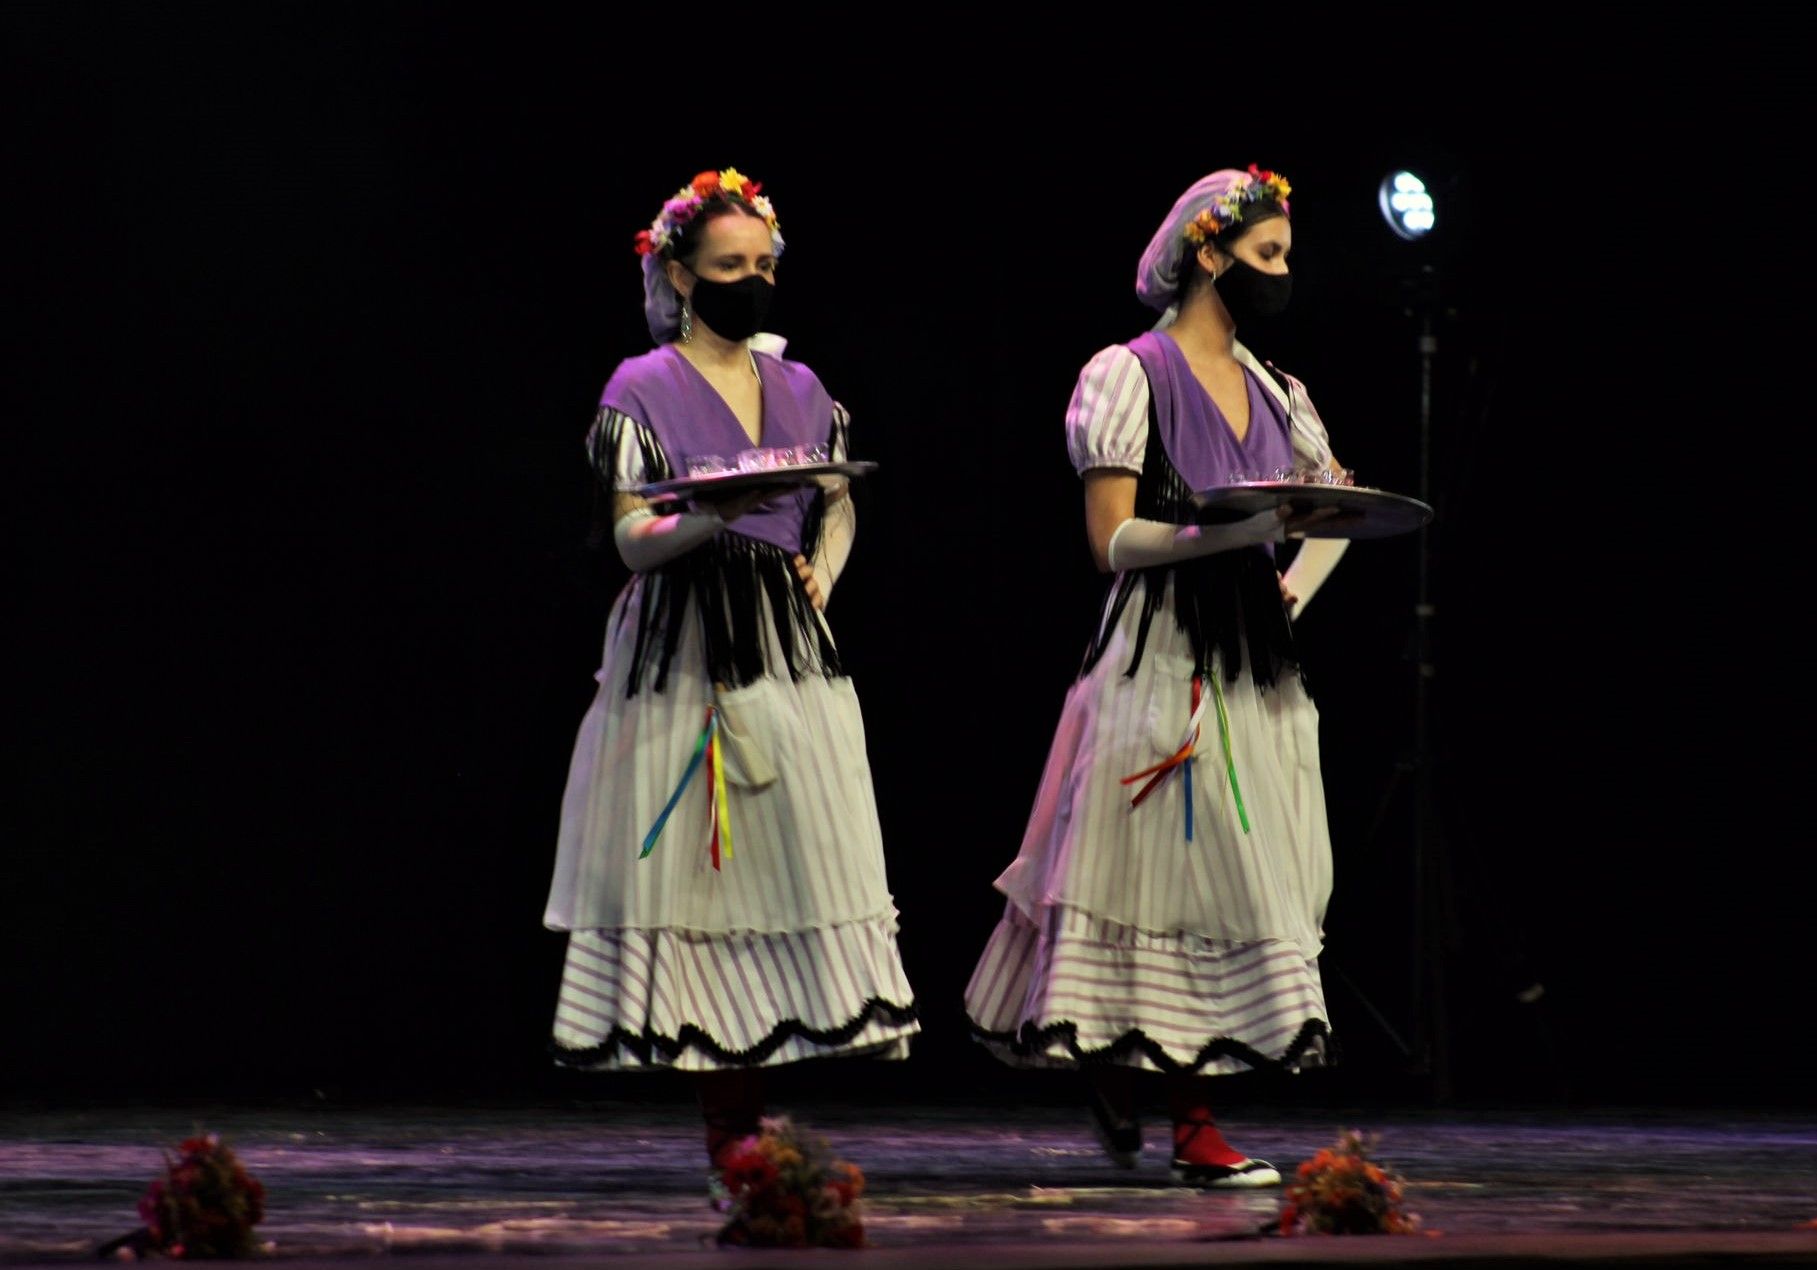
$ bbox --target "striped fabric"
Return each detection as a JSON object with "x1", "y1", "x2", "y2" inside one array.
[
  {"x1": 1065, "y1": 344, "x2": 1150, "y2": 474},
  {"x1": 965, "y1": 903, "x2": 1328, "y2": 1075},
  {"x1": 545, "y1": 646, "x2": 900, "y2": 934},
  {"x1": 991, "y1": 586, "x2": 1332, "y2": 949},
  {"x1": 546, "y1": 411, "x2": 895, "y2": 935},
  {"x1": 1065, "y1": 343, "x2": 1334, "y2": 476},
  {"x1": 962, "y1": 341, "x2": 1339, "y2": 1077},
  {"x1": 554, "y1": 918, "x2": 918, "y2": 1071},
  {"x1": 545, "y1": 407, "x2": 918, "y2": 1073}
]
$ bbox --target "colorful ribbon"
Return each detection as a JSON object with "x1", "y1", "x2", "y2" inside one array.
[
  {"x1": 1121, "y1": 672, "x2": 1250, "y2": 839},
  {"x1": 1206, "y1": 673, "x2": 1251, "y2": 834},
  {"x1": 640, "y1": 703, "x2": 733, "y2": 870},
  {"x1": 708, "y1": 705, "x2": 733, "y2": 868}
]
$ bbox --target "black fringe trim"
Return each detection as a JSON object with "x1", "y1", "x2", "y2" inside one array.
[
  {"x1": 585, "y1": 408, "x2": 672, "y2": 553},
  {"x1": 967, "y1": 1016, "x2": 1333, "y2": 1076},
  {"x1": 613, "y1": 535, "x2": 842, "y2": 695},
  {"x1": 587, "y1": 407, "x2": 842, "y2": 695},
  {"x1": 549, "y1": 998, "x2": 920, "y2": 1069},
  {"x1": 1079, "y1": 400, "x2": 1302, "y2": 691}
]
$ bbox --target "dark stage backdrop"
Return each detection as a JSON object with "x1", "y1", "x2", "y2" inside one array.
[{"x1": 5, "y1": 7, "x2": 1808, "y2": 1111}]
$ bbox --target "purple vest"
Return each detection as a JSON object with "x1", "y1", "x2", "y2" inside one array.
[
  {"x1": 600, "y1": 344, "x2": 836, "y2": 555},
  {"x1": 1127, "y1": 330, "x2": 1293, "y2": 490}
]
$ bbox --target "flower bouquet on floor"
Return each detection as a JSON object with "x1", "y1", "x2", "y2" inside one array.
[
  {"x1": 99, "y1": 1132, "x2": 267, "y2": 1259},
  {"x1": 713, "y1": 1115, "x2": 866, "y2": 1249},
  {"x1": 1276, "y1": 1129, "x2": 1423, "y2": 1236}
]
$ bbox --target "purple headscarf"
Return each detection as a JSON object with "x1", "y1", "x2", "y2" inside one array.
[
  {"x1": 641, "y1": 252, "x2": 687, "y2": 345},
  {"x1": 1135, "y1": 168, "x2": 1286, "y2": 326}
]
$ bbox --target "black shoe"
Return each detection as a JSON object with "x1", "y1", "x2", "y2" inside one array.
[
  {"x1": 1169, "y1": 1157, "x2": 1281, "y2": 1188},
  {"x1": 1086, "y1": 1083, "x2": 1142, "y2": 1169}
]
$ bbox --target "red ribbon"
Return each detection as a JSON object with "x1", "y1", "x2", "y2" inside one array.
[{"x1": 1121, "y1": 675, "x2": 1202, "y2": 808}]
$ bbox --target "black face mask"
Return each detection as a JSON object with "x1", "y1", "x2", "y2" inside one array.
[
  {"x1": 686, "y1": 273, "x2": 774, "y2": 341},
  {"x1": 1213, "y1": 257, "x2": 1292, "y2": 325}
]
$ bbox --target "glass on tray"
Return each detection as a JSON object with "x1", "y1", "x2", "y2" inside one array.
[
  {"x1": 686, "y1": 454, "x2": 734, "y2": 478},
  {"x1": 676, "y1": 445, "x2": 844, "y2": 491},
  {"x1": 1220, "y1": 465, "x2": 1359, "y2": 488},
  {"x1": 727, "y1": 443, "x2": 824, "y2": 472}
]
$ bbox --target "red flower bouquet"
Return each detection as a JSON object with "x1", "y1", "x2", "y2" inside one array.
[
  {"x1": 713, "y1": 1115, "x2": 866, "y2": 1249},
  {"x1": 108, "y1": 1132, "x2": 267, "y2": 1259},
  {"x1": 1277, "y1": 1129, "x2": 1422, "y2": 1237}
]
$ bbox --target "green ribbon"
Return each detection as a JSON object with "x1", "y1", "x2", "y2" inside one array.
[{"x1": 1207, "y1": 674, "x2": 1251, "y2": 835}]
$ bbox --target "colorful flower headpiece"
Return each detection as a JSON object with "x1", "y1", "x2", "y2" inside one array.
[
  {"x1": 634, "y1": 167, "x2": 784, "y2": 259},
  {"x1": 1183, "y1": 164, "x2": 1292, "y2": 245}
]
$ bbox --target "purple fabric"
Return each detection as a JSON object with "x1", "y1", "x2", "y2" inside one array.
[
  {"x1": 1134, "y1": 169, "x2": 1259, "y2": 314},
  {"x1": 640, "y1": 254, "x2": 684, "y2": 345},
  {"x1": 600, "y1": 345, "x2": 835, "y2": 555},
  {"x1": 1127, "y1": 330, "x2": 1292, "y2": 490}
]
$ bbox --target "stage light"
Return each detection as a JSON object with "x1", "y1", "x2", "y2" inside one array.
[{"x1": 1380, "y1": 170, "x2": 1436, "y2": 240}]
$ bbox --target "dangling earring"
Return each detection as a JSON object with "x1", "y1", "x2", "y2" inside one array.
[{"x1": 679, "y1": 296, "x2": 693, "y2": 344}]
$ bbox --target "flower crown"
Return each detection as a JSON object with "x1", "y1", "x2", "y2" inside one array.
[
  {"x1": 634, "y1": 167, "x2": 784, "y2": 259},
  {"x1": 1183, "y1": 164, "x2": 1292, "y2": 245}
]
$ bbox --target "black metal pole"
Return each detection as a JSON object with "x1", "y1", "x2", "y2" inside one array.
[
  {"x1": 1407, "y1": 298, "x2": 1451, "y2": 1104},
  {"x1": 1333, "y1": 265, "x2": 1457, "y2": 1102}
]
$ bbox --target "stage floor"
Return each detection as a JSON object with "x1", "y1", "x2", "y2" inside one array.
[{"x1": 3, "y1": 1099, "x2": 1814, "y2": 1267}]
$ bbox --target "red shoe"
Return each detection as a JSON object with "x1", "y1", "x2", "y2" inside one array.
[
  {"x1": 1170, "y1": 1118, "x2": 1280, "y2": 1189},
  {"x1": 1170, "y1": 1156, "x2": 1281, "y2": 1188}
]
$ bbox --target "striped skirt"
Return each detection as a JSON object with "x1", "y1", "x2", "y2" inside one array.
[
  {"x1": 552, "y1": 919, "x2": 918, "y2": 1071},
  {"x1": 963, "y1": 577, "x2": 1334, "y2": 1074},
  {"x1": 545, "y1": 577, "x2": 919, "y2": 1072},
  {"x1": 965, "y1": 903, "x2": 1328, "y2": 1074}
]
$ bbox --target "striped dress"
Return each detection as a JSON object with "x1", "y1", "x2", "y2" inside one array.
[
  {"x1": 544, "y1": 346, "x2": 919, "y2": 1072},
  {"x1": 964, "y1": 339, "x2": 1336, "y2": 1076}
]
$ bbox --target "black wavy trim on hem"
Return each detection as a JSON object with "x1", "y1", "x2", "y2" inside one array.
[
  {"x1": 966, "y1": 1016, "x2": 1334, "y2": 1076},
  {"x1": 550, "y1": 998, "x2": 920, "y2": 1069}
]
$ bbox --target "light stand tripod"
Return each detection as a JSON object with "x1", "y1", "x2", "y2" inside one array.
[
  {"x1": 1403, "y1": 265, "x2": 1452, "y2": 1102},
  {"x1": 1346, "y1": 262, "x2": 1458, "y2": 1103},
  {"x1": 1332, "y1": 255, "x2": 1567, "y2": 1107}
]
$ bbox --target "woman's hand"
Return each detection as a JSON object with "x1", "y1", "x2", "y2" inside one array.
[
  {"x1": 1279, "y1": 571, "x2": 1299, "y2": 614},
  {"x1": 792, "y1": 553, "x2": 824, "y2": 610}
]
